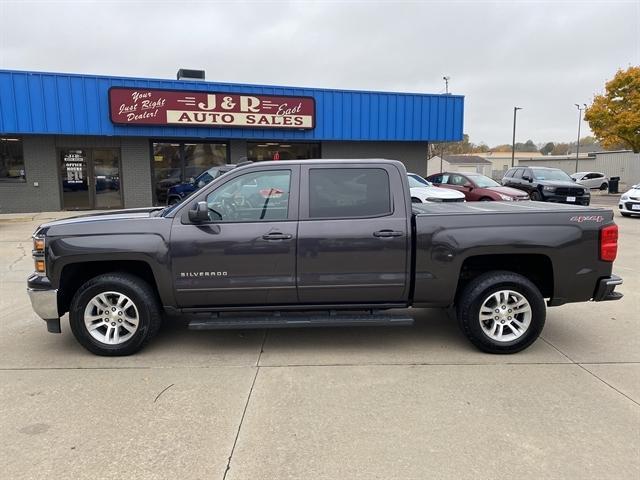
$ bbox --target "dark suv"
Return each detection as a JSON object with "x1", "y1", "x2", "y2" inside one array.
[
  {"x1": 502, "y1": 166, "x2": 590, "y2": 205},
  {"x1": 166, "y1": 164, "x2": 236, "y2": 205}
]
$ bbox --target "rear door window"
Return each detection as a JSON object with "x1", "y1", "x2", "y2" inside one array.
[
  {"x1": 308, "y1": 168, "x2": 391, "y2": 219},
  {"x1": 513, "y1": 168, "x2": 524, "y2": 179}
]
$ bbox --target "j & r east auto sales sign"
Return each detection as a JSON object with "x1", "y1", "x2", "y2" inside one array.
[{"x1": 108, "y1": 87, "x2": 315, "y2": 129}]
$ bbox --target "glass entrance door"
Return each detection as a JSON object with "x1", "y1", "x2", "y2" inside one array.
[
  {"x1": 60, "y1": 148, "x2": 123, "y2": 210},
  {"x1": 93, "y1": 149, "x2": 122, "y2": 209},
  {"x1": 61, "y1": 149, "x2": 91, "y2": 209}
]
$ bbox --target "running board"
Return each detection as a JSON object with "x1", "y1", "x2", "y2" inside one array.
[{"x1": 187, "y1": 313, "x2": 414, "y2": 330}]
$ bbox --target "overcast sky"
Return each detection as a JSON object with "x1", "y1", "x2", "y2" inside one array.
[{"x1": 1, "y1": 0, "x2": 638, "y2": 146}]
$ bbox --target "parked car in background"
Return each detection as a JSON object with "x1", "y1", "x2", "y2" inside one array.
[
  {"x1": 571, "y1": 171, "x2": 610, "y2": 190},
  {"x1": 166, "y1": 164, "x2": 236, "y2": 205},
  {"x1": 427, "y1": 172, "x2": 529, "y2": 201},
  {"x1": 407, "y1": 173, "x2": 465, "y2": 203},
  {"x1": 619, "y1": 184, "x2": 640, "y2": 217},
  {"x1": 502, "y1": 166, "x2": 590, "y2": 205}
]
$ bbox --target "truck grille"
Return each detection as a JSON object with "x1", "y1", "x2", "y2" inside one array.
[{"x1": 555, "y1": 187, "x2": 584, "y2": 196}]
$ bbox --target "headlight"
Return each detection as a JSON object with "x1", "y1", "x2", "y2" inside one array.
[
  {"x1": 498, "y1": 194, "x2": 514, "y2": 201},
  {"x1": 621, "y1": 194, "x2": 629, "y2": 201},
  {"x1": 425, "y1": 197, "x2": 443, "y2": 203},
  {"x1": 543, "y1": 186, "x2": 555, "y2": 192}
]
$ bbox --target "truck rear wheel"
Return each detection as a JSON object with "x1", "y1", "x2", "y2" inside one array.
[
  {"x1": 69, "y1": 273, "x2": 162, "y2": 356},
  {"x1": 456, "y1": 271, "x2": 545, "y2": 354}
]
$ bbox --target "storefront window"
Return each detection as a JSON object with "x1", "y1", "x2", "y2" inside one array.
[
  {"x1": 184, "y1": 143, "x2": 227, "y2": 181},
  {"x1": 0, "y1": 138, "x2": 26, "y2": 182},
  {"x1": 247, "y1": 142, "x2": 320, "y2": 162},
  {"x1": 152, "y1": 143, "x2": 181, "y2": 205},
  {"x1": 152, "y1": 141, "x2": 228, "y2": 205}
]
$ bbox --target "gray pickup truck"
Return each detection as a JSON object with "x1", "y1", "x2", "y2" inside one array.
[{"x1": 27, "y1": 159, "x2": 623, "y2": 356}]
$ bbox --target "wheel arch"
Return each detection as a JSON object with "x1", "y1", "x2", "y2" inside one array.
[
  {"x1": 58, "y1": 260, "x2": 163, "y2": 316},
  {"x1": 455, "y1": 253, "x2": 554, "y2": 302}
]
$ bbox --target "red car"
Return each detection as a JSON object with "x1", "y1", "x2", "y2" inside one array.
[{"x1": 427, "y1": 172, "x2": 529, "y2": 201}]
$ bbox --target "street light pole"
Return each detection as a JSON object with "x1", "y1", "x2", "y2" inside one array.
[
  {"x1": 511, "y1": 107, "x2": 523, "y2": 167},
  {"x1": 443, "y1": 76, "x2": 450, "y2": 94},
  {"x1": 574, "y1": 103, "x2": 587, "y2": 173}
]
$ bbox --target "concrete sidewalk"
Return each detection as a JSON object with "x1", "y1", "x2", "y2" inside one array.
[{"x1": 1, "y1": 204, "x2": 638, "y2": 480}]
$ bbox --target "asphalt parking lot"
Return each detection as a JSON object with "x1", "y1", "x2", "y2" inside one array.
[{"x1": 1, "y1": 197, "x2": 638, "y2": 480}]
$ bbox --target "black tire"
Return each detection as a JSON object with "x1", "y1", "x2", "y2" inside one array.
[
  {"x1": 69, "y1": 273, "x2": 162, "y2": 356},
  {"x1": 479, "y1": 197, "x2": 493, "y2": 202},
  {"x1": 456, "y1": 271, "x2": 546, "y2": 354},
  {"x1": 530, "y1": 191, "x2": 543, "y2": 201},
  {"x1": 411, "y1": 197, "x2": 422, "y2": 203},
  {"x1": 600, "y1": 183, "x2": 608, "y2": 191}
]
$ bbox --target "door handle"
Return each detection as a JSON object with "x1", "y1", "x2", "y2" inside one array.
[
  {"x1": 373, "y1": 230, "x2": 403, "y2": 238},
  {"x1": 262, "y1": 232, "x2": 293, "y2": 240}
]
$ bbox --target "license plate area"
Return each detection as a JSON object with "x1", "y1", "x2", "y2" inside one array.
[
  {"x1": 566, "y1": 196, "x2": 576, "y2": 202},
  {"x1": 632, "y1": 204, "x2": 640, "y2": 210}
]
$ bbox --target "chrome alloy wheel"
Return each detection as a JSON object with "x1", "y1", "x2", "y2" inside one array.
[
  {"x1": 83, "y1": 291, "x2": 139, "y2": 345},
  {"x1": 478, "y1": 290, "x2": 532, "y2": 342}
]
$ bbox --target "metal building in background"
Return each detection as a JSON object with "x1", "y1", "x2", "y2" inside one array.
[{"x1": 0, "y1": 69, "x2": 464, "y2": 213}]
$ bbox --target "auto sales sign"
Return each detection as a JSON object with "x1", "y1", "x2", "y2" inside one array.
[{"x1": 109, "y1": 87, "x2": 315, "y2": 129}]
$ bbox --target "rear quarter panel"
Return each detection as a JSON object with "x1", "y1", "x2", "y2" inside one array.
[{"x1": 412, "y1": 203, "x2": 615, "y2": 307}]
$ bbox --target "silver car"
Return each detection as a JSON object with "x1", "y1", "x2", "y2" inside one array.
[{"x1": 571, "y1": 171, "x2": 610, "y2": 190}]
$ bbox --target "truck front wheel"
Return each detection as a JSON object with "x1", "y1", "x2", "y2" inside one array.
[
  {"x1": 69, "y1": 273, "x2": 162, "y2": 356},
  {"x1": 456, "y1": 271, "x2": 545, "y2": 354}
]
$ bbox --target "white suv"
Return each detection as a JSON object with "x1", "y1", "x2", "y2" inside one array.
[{"x1": 571, "y1": 172, "x2": 609, "y2": 190}]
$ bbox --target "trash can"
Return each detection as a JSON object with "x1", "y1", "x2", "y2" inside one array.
[{"x1": 608, "y1": 177, "x2": 620, "y2": 194}]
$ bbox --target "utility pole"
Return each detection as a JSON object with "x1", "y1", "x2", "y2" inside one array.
[
  {"x1": 511, "y1": 107, "x2": 523, "y2": 167},
  {"x1": 574, "y1": 103, "x2": 587, "y2": 173},
  {"x1": 443, "y1": 76, "x2": 450, "y2": 94}
]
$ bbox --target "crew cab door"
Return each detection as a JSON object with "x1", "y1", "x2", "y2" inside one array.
[
  {"x1": 170, "y1": 166, "x2": 299, "y2": 307},
  {"x1": 296, "y1": 164, "x2": 410, "y2": 304}
]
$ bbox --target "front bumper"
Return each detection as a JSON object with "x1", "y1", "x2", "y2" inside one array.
[
  {"x1": 542, "y1": 193, "x2": 591, "y2": 205},
  {"x1": 619, "y1": 200, "x2": 640, "y2": 214},
  {"x1": 593, "y1": 275, "x2": 624, "y2": 302},
  {"x1": 27, "y1": 275, "x2": 60, "y2": 333}
]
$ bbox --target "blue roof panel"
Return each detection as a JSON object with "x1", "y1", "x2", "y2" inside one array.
[{"x1": 0, "y1": 69, "x2": 464, "y2": 142}]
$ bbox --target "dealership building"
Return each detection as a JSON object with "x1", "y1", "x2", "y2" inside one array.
[{"x1": 0, "y1": 69, "x2": 464, "y2": 213}]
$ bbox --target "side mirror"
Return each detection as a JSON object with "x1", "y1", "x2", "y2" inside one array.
[
  {"x1": 572, "y1": 178, "x2": 577, "y2": 182},
  {"x1": 189, "y1": 177, "x2": 195, "y2": 184},
  {"x1": 188, "y1": 201, "x2": 209, "y2": 223},
  {"x1": 522, "y1": 175, "x2": 532, "y2": 182},
  {"x1": 464, "y1": 183, "x2": 474, "y2": 190}
]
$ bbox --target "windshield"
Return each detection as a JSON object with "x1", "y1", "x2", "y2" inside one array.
[
  {"x1": 532, "y1": 169, "x2": 572, "y2": 182},
  {"x1": 408, "y1": 174, "x2": 431, "y2": 188},
  {"x1": 467, "y1": 175, "x2": 499, "y2": 188}
]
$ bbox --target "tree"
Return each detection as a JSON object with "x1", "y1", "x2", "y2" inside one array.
[
  {"x1": 551, "y1": 143, "x2": 570, "y2": 155},
  {"x1": 540, "y1": 142, "x2": 555, "y2": 155},
  {"x1": 585, "y1": 66, "x2": 640, "y2": 153}
]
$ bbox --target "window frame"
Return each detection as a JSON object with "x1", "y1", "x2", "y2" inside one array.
[
  {"x1": 0, "y1": 137, "x2": 26, "y2": 183},
  {"x1": 302, "y1": 165, "x2": 395, "y2": 221}
]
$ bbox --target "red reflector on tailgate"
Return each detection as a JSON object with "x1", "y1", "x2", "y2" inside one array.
[{"x1": 600, "y1": 225, "x2": 618, "y2": 262}]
